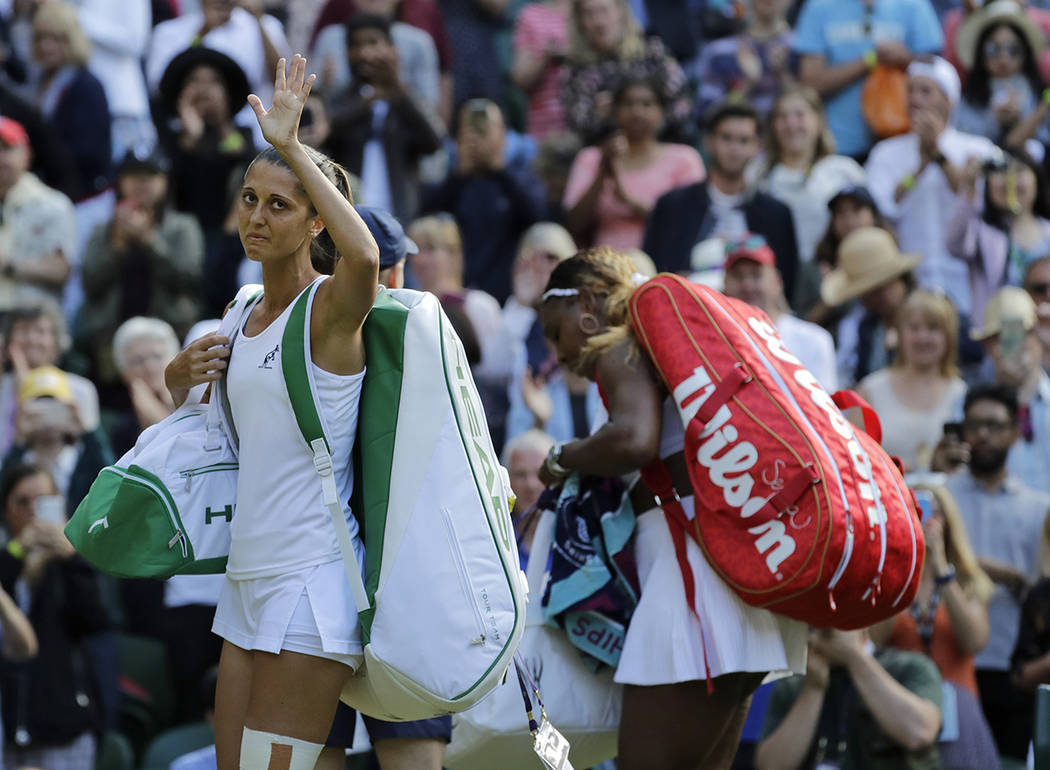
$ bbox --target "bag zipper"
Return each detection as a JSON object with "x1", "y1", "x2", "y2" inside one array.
[
  {"x1": 179, "y1": 463, "x2": 239, "y2": 492},
  {"x1": 440, "y1": 506, "x2": 488, "y2": 646},
  {"x1": 827, "y1": 514, "x2": 854, "y2": 591},
  {"x1": 105, "y1": 467, "x2": 188, "y2": 558}
]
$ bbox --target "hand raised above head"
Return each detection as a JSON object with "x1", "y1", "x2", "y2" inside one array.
[{"x1": 247, "y1": 54, "x2": 316, "y2": 153}]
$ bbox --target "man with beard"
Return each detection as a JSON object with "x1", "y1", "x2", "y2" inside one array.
[
  {"x1": 642, "y1": 101, "x2": 800, "y2": 303},
  {"x1": 945, "y1": 381, "x2": 1050, "y2": 761}
]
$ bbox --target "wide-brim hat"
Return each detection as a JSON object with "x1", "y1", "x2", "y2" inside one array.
[
  {"x1": 821, "y1": 227, "x2": 920, "y2": 307},
  {"x1": 956, "y1": 0, "x2": 1046, "y2": 70},
  {"x1": 158, "y1": 47, "x2": 251, "y2": 117}
]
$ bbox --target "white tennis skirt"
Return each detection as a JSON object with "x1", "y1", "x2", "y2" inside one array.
[
  {"x1": 615, "y1": 503, "x2": 808, "y2": 686},
  {"x1": 213, "y1": 558, "x2": 365, "y2": 670}
]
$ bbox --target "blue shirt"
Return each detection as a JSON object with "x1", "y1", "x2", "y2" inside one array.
[{"x1": 793, "y1": 0, "x2": 943, "y2": 157}]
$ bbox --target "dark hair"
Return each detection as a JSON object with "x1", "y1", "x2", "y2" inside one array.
[
  {"x1": 963, "y1": 21, "x2": 1045, "y2": 108},
  {"x1": 964, "y1": 381, "x2": 1020, "y2": 423},
  {"x1": 247, "y1": 146, "x2": 353, "y2": 274},
  {"x1": 612, "y1": 75, "x2": 664, "y2": 109},
  {"x1": 0, "y1": 463, "x2": 54, "y2": 514},
  {"x1": 814, "y1": 203, "x2": 893, "y2": 269},
  {"x1": 704, "y1": 100, "x2": 760, "y2": 136},
  {"x1": 345, "y1": 12, "x2": 393, "y2": 42},
  {"x1": 982, "y1": 147, "x2": 1050, "y2": 228}
]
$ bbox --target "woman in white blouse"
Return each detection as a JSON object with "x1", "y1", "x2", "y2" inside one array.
[
  {"x1": 855, "y1": 289, "x2": 967, "y2": 472},
  {"x1": 748, "y1": 85, "x2": 866, "y2": 309}
]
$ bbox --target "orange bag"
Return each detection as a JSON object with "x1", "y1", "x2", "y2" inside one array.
[{"x1": 862, "y1": 65, "x2": 910, "y2": 138}]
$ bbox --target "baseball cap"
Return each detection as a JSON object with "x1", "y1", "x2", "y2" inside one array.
[
  {"x1": 0, "y1": 118, "x2": 29, "y2": 149},
  {"x1": 724, "y1": 234, "x2": 776, "y2": 271},
  {"x1": 118, "y1": 146, "x2": 171, "y2": 176},
  {"x1": 827, "y1": 184, "x2": 878, "y2": 213},
  {"x1": 355, "y1": 205, "x2": 418, "y2": 270},
  {"x1": 19, "y1": 366, "x2": 73, "y2": 404}
]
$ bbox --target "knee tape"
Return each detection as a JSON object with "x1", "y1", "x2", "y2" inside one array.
[{"x1": 240, "y1": 727, "x2": 324, "y2": 770}]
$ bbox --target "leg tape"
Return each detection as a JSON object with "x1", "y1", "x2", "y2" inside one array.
[{"x1": 239, "y1": 727, "x2": 324, "y2": 770}]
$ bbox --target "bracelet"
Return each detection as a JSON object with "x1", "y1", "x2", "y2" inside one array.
[
  {"x1": 863, "y1": 49, "x2": 878, "y2": 70},
  {"x1": 935, "y1": 566, "x2": 957, "y2": 587},
  {"x1": 544, "y1": 442, "x2": 572, "y2": 480},
  {"x1": 900, "y1": 174, "x2": 917, "y2": 191}
]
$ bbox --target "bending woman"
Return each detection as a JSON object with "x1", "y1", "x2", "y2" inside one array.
[
  {"x1": 537, "y1": 248, "x2": 806, "y2": 769},
  {"x1": 164, "y1": 55, "x2": 379, "y2": 770}
]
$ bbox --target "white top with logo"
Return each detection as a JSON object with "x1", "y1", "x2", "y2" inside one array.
[{"x1": 225, "y1": 278, "x2": 366, "y2": 580}]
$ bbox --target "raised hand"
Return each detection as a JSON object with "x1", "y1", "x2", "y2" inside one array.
[{"x1": 247, "y1": 54, "x2": 316, "y2": 153}]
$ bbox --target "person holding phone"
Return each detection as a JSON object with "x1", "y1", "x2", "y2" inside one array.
[
  {"x1": 966, "y1": 286, "x2": 1050, "y2": 496},
  {"x1": 322, "y1": 13, "x2": 443, "y2": 225},
  {"x1": 1, "y1": 366, "x2": 113, "y2": 519},
  {"x1": 947, "y1": 147, "x2": 1050, "y2": 325},
  {"x1": 870, "y1": 484, "x2": 999, "y2": 769},
  {"x1": 422, "y1": 98, "x2": 546, "y2": 305}
]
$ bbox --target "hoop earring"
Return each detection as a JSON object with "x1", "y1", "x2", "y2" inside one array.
[{"x1": 579, "y1": 313, "x2": 601, "y2": 335}]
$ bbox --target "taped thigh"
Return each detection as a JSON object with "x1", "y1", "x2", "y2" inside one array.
[{"x1": 240, "y1": 727, "x2": 324, "y2": 770}]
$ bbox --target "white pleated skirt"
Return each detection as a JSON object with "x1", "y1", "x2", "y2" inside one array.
[
  {"x1": 615, "y1": 502, "x2": 808, "y2": 686},
  {"x1": 213, "y1": 558, "x2": 364, "y2": 670}
]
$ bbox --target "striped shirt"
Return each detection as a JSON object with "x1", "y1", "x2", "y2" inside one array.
[{"x1": 513, "y1": 3, "x2": 569, "y2": 140}]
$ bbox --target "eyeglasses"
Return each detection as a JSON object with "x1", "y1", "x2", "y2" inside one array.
[
  {"x1": 962, "y1": 418, "x2": 1014, "y2": 435},
  {"x1": 1028, "y1": 282, "x2": 1050, "y2": 297},
  {"x1": 984, "y1": 41, "x2": 1023, "y2": 59}
]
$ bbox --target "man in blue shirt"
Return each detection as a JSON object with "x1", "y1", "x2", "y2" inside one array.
[{"x1": 794, "y1": 0, "x2": 943, "y2": 159}]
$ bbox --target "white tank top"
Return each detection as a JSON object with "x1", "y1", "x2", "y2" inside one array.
[{"x1": 225, "y1": 278, "x2": 366, "y2": 580}]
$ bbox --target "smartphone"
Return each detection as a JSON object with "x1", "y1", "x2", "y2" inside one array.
[
  {"x1": 915, "y1": 489, "x2": 935, "y2": 523},
  {"x1": 943, "y1": 421, "x2": 964, "y2": 442},
  {"x1": 34, "y1": 494, "x2": 66, "y2": 525},
  {"x1": 1000, "y1": 315, "x2": 1027, "y2": 360},
  {"x1": 25, "y1": 399, "x2": 72, "y2": 429},
  {"x1": 466, "y1": 99, "x2": 490, "y2": 134}
]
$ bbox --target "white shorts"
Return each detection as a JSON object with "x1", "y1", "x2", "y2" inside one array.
[
  {"x1": 213, "y1": 558, "x2": 364, "y2": 670},
  {"x1": 615, "y1": 504, "x2": 808, "y2": 686}
]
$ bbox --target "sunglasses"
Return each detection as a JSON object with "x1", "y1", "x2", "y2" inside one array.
[
  {"x1": 984, "y1": 41, "x2": 1023, "y2": 59},
  {"x1": 1028, "y1": 281, "x2": 1050, "y2": 297}
]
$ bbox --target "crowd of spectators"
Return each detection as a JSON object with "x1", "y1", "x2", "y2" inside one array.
[{"x1": 3, "y1": 0, "x2": 1050, "y2": 768}]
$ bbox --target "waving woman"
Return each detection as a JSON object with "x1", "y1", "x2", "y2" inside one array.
[{"x1": 164, "y1": 54, "x2": 379, "y2": 770}]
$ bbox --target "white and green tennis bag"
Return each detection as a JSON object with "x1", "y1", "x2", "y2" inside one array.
[
  {"x1": 64, "y1": 285, "x2": 261, "y2": 577},
  {"x1": 314, "y1": 284, "x2": 528, "y2": 720}
]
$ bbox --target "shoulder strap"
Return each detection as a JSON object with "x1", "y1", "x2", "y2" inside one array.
[
  {"x1": 205, "y1": 284, "x2": 262, "y2": 452},
  {"x1": 280, "y1": 279, "x2": 371, "y2": 614}
]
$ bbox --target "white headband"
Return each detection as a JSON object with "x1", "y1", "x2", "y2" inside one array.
[{"x1": 541, "y1": 287, "x2": 580, "y2": 301}]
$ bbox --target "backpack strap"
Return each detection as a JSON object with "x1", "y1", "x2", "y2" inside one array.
[
  {"x1": 831, "y1": 390, "x2": 883, "y2": 444},
  {"x1": 281, "y1": 280, "x2": 371, "y2": 614}
]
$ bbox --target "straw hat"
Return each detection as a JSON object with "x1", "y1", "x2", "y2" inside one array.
[
  {"x1": 970, "y1": 285, "x2": 1037, "y2": 340},
  {"x1": 820, "y1": 227, "x2": 920, "y2": 307},
  {"x1": 956, "y1": 0, "x2": 1046, "y2": 71}
]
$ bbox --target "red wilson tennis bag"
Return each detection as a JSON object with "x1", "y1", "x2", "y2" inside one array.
[{"x1": 629, "y1": 275, "x2": 924, "y2": 629}]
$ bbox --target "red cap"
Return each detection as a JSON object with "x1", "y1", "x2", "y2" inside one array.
[
  {"x1": 724, "y1": 234, "x2": 776, "y2": 271},
  {"x1": 0, "y1": 118, "x2": 29, "y2": 149}
]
